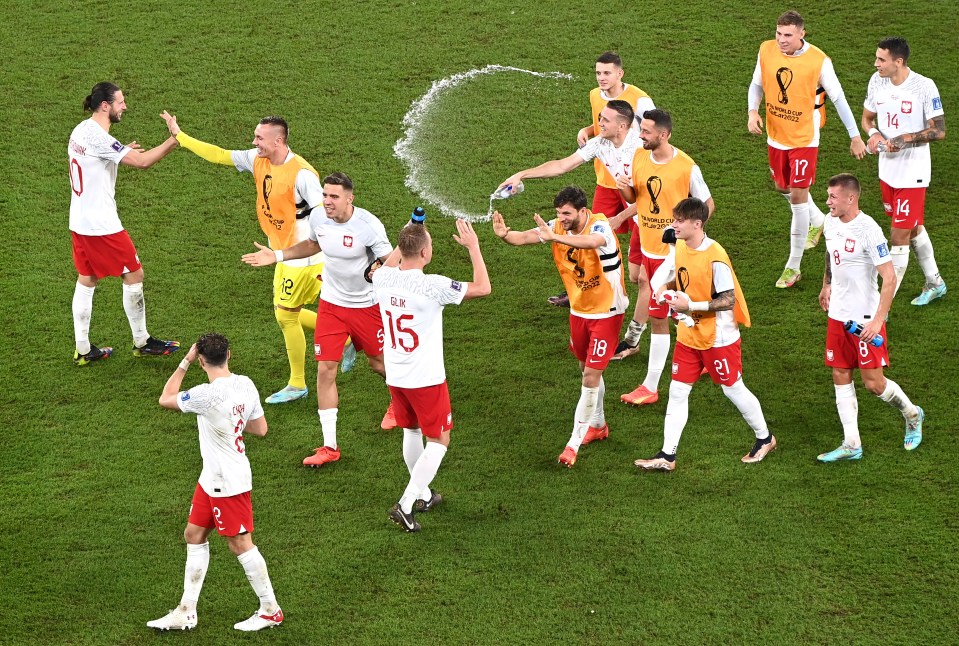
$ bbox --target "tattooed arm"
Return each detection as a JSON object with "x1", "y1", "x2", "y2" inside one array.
[
  {"x1": 886, "y1": 115, "x2": 946, "y2": 151},
  {"x1": 708, "y1": 289, "x2": 736, "y2": 312}
]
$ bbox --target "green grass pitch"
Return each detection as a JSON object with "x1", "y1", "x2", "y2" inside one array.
[{"x1": 1, "y1": 1, "x2": 957, "y2": 643}]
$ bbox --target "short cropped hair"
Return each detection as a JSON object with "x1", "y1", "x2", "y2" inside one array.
[
  {"x1": 605, "y1": 100, "x2": 635, "y2": 125},
  {"x1": 259, "y1": 116, "x2": 289, "y2": 140},
  {"x1": 398, "y1": 223, "x2": 430, "y2": 257},
  {"x1": 673, "y1": 198, "x2": 710, "y2": 223},
  {"x1": 196, "y1": 333, "x2": 230, "y2": 367},
  {"x1": 878, "y1": 36, "x2": 910, "y2": 63},
  {"x1": 642, "y1": 109, "x2": 673, "y2": 133},
  {"x1": 554, "y1": 186, "x2": 588, "y2": 210},
  {"x1": 777, "y1": 10, "x2": 804, "y2": 29},
  {"x1": 828, "y1": 173, "x2": 861, "y2": 195},
  {"x1": 596, "y1": 51, "x2": 623, "y2": 68},
  {"x1": 322, "y1": 172, "x2": 354, "y2": 191},
  {"x1": 83, "y1": 82, "x2": 120, "y2": 112}
]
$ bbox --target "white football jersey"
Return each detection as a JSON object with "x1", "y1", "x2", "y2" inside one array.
[
  {"x1": 309, "y1": 206, "x2": 393, "y2": 307},
  {"x1": 372, "y1": 266, "x2": 466, "y2": 388},
  {"x1": 864, "y1": 70, "x2": 943, "y2": 188},
  {"x1": 177, "y1": 373, "x2": 264, "y2": 497},
  {"x1": 231, "y1": 149, "x2": 324, "y2": 268},
  {"x1": 68, "y1": 119, "x2": 131, "y2": 235},
  {"x1": 824, "y1": 212, "x2": 891, "y2": 324},
  {"x1": 577, "y1": 129, "x2": 643, "y2": 193}
]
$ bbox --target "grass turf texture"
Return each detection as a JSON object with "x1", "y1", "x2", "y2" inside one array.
[{"x1": 1, "y1": 0, "x2": 957, "y2": 643}]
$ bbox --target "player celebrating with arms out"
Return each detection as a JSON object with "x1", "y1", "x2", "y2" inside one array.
[
  {"x1": 372, "y1": 219, "x2": 491, "y2": 532},
  {"x1": 161, "y1": 111, "x2": 356, "y2": 405},
  {"x1": 862, "y1": 36, "x2": 947, "y2": 306},
  {"x1": 69, "y1": 82, "x2": 181, "y2": 365},
  {"x1": 243, "y1": 173, "x2": 395, "y2": 467},
  {"x1": 747, "y1": 10, "x2": 867, "y2": 289},
  {"x1": 634, "y1": 198, "x2": 775, "y2": 472},
  {"x1": 817, "y1": 174, "x2": 924, "y2": 462},
  {"x1": 149, "y1": 334, "x2": 282, "y2": 632},
  {"x1": 493, "y1": 186, "x2": 628, "y2": 467}
]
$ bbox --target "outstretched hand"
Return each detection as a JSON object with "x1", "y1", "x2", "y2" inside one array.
[
  {"x1": 452, "y1": 219, "x2": 480, "y2": 249},
  {"x1": 532, "y1": 214, "x2": 553, "y2": 242},
  {"x1": 184, "y1": 343, "x2": 199, "y2": 363},
  {"x1": 160, "y1": 110, "x2": 180, "y2": 137},
  {"x1": 241, "y1": 242, "x2": 277, "y2": 267},
  {"x1": 491, "y1": 211, "x2": 510, "y2": 239}
]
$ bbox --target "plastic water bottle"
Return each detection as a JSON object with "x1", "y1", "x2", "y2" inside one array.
[
  {"x1": 493, "y1": 181, "x2": 525, "y2": 200},
  {"x1": 410, "y1": 206, "x2": 426, "y2": 224},
  {"x1": 844, "y1": 320, "x2": 884, "y2": 347}
]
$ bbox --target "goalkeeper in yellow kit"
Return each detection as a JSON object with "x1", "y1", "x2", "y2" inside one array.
[{"x1": 161, "y1": 111, "x2": 356, "y2": 404}]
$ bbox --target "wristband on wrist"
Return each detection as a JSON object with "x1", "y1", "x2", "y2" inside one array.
[
  {"x1": 689, "y1": 300, "x2": 709, "y2": 312},
  {"x1": 867, "y1": 128, "x2": 880, "y2": 138},
  {"x1": 178, "y1": 359, "x2": 191, "y2": 371},
  {"x1": 274, "y1": 249, "x2": 284, "y2": 263}
]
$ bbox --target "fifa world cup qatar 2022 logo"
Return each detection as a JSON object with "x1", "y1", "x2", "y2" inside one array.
[
  {"x1": 676, "y1": 266, "x2": 691, "y2": 293},
  {"x1": 776, "y1": 67, "x2": 793, "y2": 104},
  {"x1": 646, "y1": 176, "x2": 663, "y2": 214}
]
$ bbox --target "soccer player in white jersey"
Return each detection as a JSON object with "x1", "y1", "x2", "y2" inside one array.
[
  {"x1": 160, "y1": 111, "x2": 357, "y2": 405},
  {"x1": 493, "y1": 186, "x2": 628, "y2": 467},
  {"x1": 150, "y1": 333, "x2": 282, "y2": 632},
  {"x1": 862, "y1": 36, "x2": 947, "y2": 306},
  {"x1": 242, "y1": 172, "x2": 395, "y2": 467},
  {"x1": 817, "y1": 174, "x2": 924, "y2": 462},
  {"x1": 372, "y1": 220, "x2": 491, "y2": 532},
  {"x1": 747, "y1": 11, "x2": 867, "y2": 289},
  {"x1": 69, "y1": 82, "x2": 181, "y2": 365},
  {"x1": 635, "y1": 198, "x2": 775, "y2": 471}
]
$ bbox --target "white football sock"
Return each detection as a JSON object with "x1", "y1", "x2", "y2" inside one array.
[
  {"x1": 567, "y1": 385, "x2": 599, "y2": 451},
  {"x1": 399, "y1": 442, "x2": 447, "y2": 514},
  {"x1": 662, "y1": 380, "x2": 692, "y2": 455},
  {"x1": 237, "y1": 546, "x2": 279, "y2": 614},
  {"x1": 910, "y1": 229, "x2": 943, "y2": 288},
  {"x1": 318, "y1": 408, "x2": 338, "y2": 449},
  {"x1": 589, "y1": 377, "x2": 606, "y2": 428},
  {"x1": 786, "y1": 202, "x2": 810, "y2": 270},
  {"x1": 642, "y1": 332, "x2": 671, "y2": 392},
  {"x1": 835, "y1": 383, "x2": 861, "y2": 448},
  {"x1": 807, "y1": 194, "x2": 826, "y2": 228},
  {"x1": 72, "y1": 282, "x2": 95, "y2": 355},
  {"x1": 721, "y1": 379, "x2": 769, "y2": 439},
  {"x1": 402, "y1": 428, "x2": 424, "y2": 473},
  {"x1": 180, "y1": 542, "x2": 209, "y2": 610},
  {"x1": 122, "y1": 282, "x2": 149, "y2": 347},
  {"x1": 890, "y1": 245, "x2": 910, "y2": 296},
  {"x1": 878, "y1": 378, "x2": 919, "y2": 421}
]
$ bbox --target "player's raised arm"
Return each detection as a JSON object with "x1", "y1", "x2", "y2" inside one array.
[
  {"x1": 159, "y1": 344, "x2": 198, "y2": 409},
  {"x1": 491, "y1": 211, "x2": 541, "y2": 246},
  {"x1": 452, "y1": 220, "x2": 491, "y2": 299},
  {"x1": 242, "y1": 239, "x2": 321, "y2": 267},
  {"x1": 534, "y1": 214, "x2": 604, "y2": 249},
  {"x1": 119, "y1": 135, "x2": 179, "y2": 169},
  {"x1": 497, "y1": 153, "x2": 585, "y2": 191},
  {"x1": 161, "y1": 111, "x2": 235, "y2": 165}
]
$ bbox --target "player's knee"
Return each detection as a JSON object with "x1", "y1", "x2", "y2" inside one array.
[
  {"x1": 183, "y1": 525, "x2": 206, "y2": 545},
  {"x1": 862, "y1": 374, "x2": 886, "y2": 396},
  {"x1": 226, "y1": 533, "x2": 254, "y2": 556},
  {"x1": 649, "y1": 317, "x2": 669, "y2": 334}
]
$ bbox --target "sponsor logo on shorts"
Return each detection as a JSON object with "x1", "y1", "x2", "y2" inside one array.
[
  {"x1": 845, "y1": 239, "x2": 856, "y2": 253},
  {"x1": 671, "y1": 362, "x2": 679, "y2": 375},
  {"x1": 933, "y1": 97, "x2": 942, "y2": 111},
  {"x1": 877, "y1": 243, "x2": 889, "y2": 258},
  {"x1": 451, "y1": 280, "x2": 462, "y2": 291},
  {"x1": 343, "y1": 235, "x2": 353, "y2": 248},
  {"x1": 181, "y1": 392, "x2": 191, "y2": 401},
  {"x1": 883, "y1": 202, "x2": 893, "y2": 213},
  {"x1": 901, "y1": 100, "x2": 912, "y2": 114},
  {"x1": 826, "y1": 349, "x2": 834, "y2": 361},
  {"x1": 314, "y1": 343, "x2": 322, "y2": 357},
  {"x1": 111, "y1": 141, "x2": 124, "y2": 152},
  {"x1": 446, "y1": 413, "x2": 452, "y2": 425}
]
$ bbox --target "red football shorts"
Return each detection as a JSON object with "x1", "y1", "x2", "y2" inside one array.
[
  {"x1": 767, "y1": 146, "x2": 819, "y2": 190},
  {"x1": 640, "y1": 253, "x2": 669, "y2": 318},
  {"x1": 188, "y1": 483, "x2": 254, "y2": 537},
  {"x1": 592, "y1": 185, "x2": 631, "y2": 234},
  {"x1": 388, "y1": 381, "x2": 453, "y2": 439},
  {"x1": 314, "y1": 299, "x2": 384, "y2": 361},
  {"x1": 71, "y1": 230, "x2": 141, "y2": 278},
  {"x1": 672, "y1": 339, "x2": 744, "y2": 386},
  {"x1": 628, "y1": 222, "x2": 643, "y2": 265},
  {"x1": 824, "y1": 317, "x2": 890, "y2": 370},
  {"x1": 881, "y1": 181, "x2": 926, "y2": 229},
  {"x1": 568, "y1": 313, "x2": 624, "y2": 370}
]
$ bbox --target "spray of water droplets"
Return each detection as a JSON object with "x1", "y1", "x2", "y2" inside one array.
[{"x1": 393, "y1": 65, "x2": 573, "y2": 222}]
